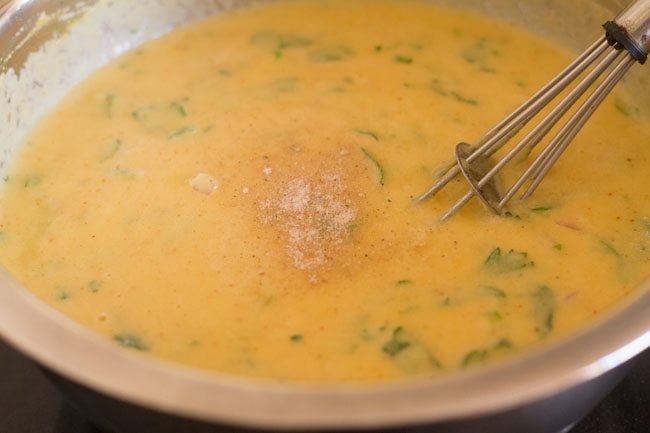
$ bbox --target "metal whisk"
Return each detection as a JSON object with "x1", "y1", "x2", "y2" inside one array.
[{"x1": 415, "y1": 0, "x2": 650, "y2": 221}]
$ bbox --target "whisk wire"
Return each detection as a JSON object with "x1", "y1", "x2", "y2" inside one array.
[
  {"x1": 491, "y1": 47, "x2": 628, "y2": 209},
  {"x1": 416, "y1": 0, "x2": 650, "y2": 221},
  {"x1": 414, "y1": 37, "x2": 611, "y2": 204},
  {"x1": 518, "y1": 53, "x2": 636, "y2": 202},
  {"x1": 438, "y1": 40, "x2": 628, "y2": 221}
]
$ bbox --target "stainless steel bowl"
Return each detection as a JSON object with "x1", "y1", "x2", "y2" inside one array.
[{"x1": 0, "y1": 1, "x2": 649, "y2": 432}]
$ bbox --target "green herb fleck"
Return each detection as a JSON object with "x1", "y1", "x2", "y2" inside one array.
[
  {"x1": 277, "y1": 35, "x2": 312, "y2": 58},
  {"x1": 355, "y1": 129, "x2": 379, "y2": 141},
  {"x1": 533, "y1": 285, "x2": 556, "y2": 338},
  {"x1": 382, "y1": 327, "x2": 411, "y2": 357},
  {"x1": 503, "y1": 211, "x2": 521, "y2": 220},
  {"x1": 396, "y1": 279, "x2": 412, "y2": 286},
  {"x1": 483, "y1": 285, "x2": 506, "y2": 299},
  {"x1": 56, "y1": 290, "x2": 70, "y2": 301},
  {"x1": 100, "y1": 139, "x2": 122, "y2": 162},
  {"x1": 531, "y1": 206, "x2": 553, "y2": 213},
  {"x1": 450, "y1": 91, "x2": 478, "y2": 105},
  {"x1": 494, "y1": 338, "x2": 512, "y2": 350},
  {"x1": 487, "y1": 310, "x2": 503, "y2": 321},
  {"x1": 430, "y1": 80, "x2": 478, "y2": 105},
  {"x1": 431, "y1": 79, "x2": 448, "y2": 96},
  {"x1": 462, "y1": 37, "x2": 499, "y2": 65},
  {"x1": 379, "y1": 326, "x2": 442, "y2": 372},
  {"x1": 361, "y1": 147, "x2": 385, "y2": 186},
  {"x1": 2, "y1": 176, "x2": 9, "y2": 183},
  {"x1": 170, "y1": 97, "x2": 189, "y2": 117},
  {"x1": 131, "y1": 106, "x2": 154, "y2": 122},
  {"x1": 104, "y1": 94, "x2": 115, "y2": 118},
  {"x1": 290, "y1": 334, "x2": 303, "y2": 343},
  {"x1": 461, "y1": 338, "x2": 512, "y2": 367},
  {"x1": 394, "y1": 55, "x2": 413, "y2": 64},
  {"x1": 168, "y1": 126, "x2": 198, "y2": 139},
  {"x1": 484, "y1": 248, "x2": 534, "y2": 273},
  {"x1": 309, "y1": 46, "x2": 353, "y2": 62},
  {"x1": 87, "y1": 280, "x2": 102, "y2": 293},
  {"x1": 613, "y1": 99, "x2": 637, "y2": 117},
  {"x1": 462, "y1": 349, "x2": 488, "y2": 366},
  {"x1": 599, "y1": 239, "x2": 621, "y2": 257},
  {"x1": 24, "y1": 176, "x2": 42, "y2": 188},
  {"x1": 114, "y1": 334, "x2": 148, "y2": 351},
  {"x1": 111, "y1": 166, "x2": 141, "y2": 180},
  {"x1": 553, "y1": 243, "x2": 563, "y2": 251},
  {"x1": 250, "y1": 31, "x2": 312, "y2": 59}
]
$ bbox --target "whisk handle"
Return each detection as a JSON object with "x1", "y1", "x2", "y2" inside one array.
[{"x1": 604, "y1": 0, "x2": 650, "y2": 64}]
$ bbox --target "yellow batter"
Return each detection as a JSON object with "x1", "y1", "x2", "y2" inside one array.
[{"x1": 0, "y1": 0, "x2": 649, "y2": 382}]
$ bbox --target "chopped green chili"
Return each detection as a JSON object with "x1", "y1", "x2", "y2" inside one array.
[
  {"x1": 431, "y1": 80, "x2": 479, "y2": 105},
  {"x1": 100, "y1": 139, "x2": 122, "y2": 162},
  {"x1": 309, "y1": 46, "x2": 353, "y2": 62},
  {"x1": 170, "y1": 97, "x2": 189, "y2": 117},
  {"x1": 462, "y1": 37, "x2": 500, "y2": 65},
  {"x1": 114, "y1": 334, "x2": 148, "y2": 351},
  {"x1": 462, "y1": 349, "x2": 487, "y2": 366},
  {"x1": 503, "y1": 211, "x2": 522, "y2": 220},
  {"x1": 394, "y1": 55, "x2": 413, "y2": 64},
  {"x1": 168, "y1": 126, "x2": 198, "y2": 139},
  {"x1": 461, "y1": 338, "x2": 512, "y2": 367},
  {"x1": 483, "y1": 285, "x2": 506, "y2": 299},
  {"x1": 533, "y1": 286, "x2": 556, "y2": 338},
  {"x1": 23, "y1": 176, "x2": 42, "y2": 188},
  {"x1": 599, "y1": 239, "x2": 621, "y2": 257},
  {"x1": 361, "y1": 147, "x2": 385, "y2": 186},
  {"x1": 355, "y1": 129, "x2": 379, "y2": 141}
]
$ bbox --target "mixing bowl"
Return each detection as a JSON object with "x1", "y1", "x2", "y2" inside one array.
[{"x1": 0, "y1": 1, "x2": 648, "y2": 432}]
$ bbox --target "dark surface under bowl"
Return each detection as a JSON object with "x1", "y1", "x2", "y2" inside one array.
[{"x1": 1, "y1": 338, "x2": 648, "y2": 433}]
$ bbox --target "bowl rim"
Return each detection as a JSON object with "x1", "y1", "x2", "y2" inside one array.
[{"x1": 0, "y1": 0, "x2": 649, "y2": 429}]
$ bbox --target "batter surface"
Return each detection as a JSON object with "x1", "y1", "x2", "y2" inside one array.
[{"x1": 0, "y1": 0, "x2": 649, "y2": 382}]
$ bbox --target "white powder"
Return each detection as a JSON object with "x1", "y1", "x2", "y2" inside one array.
[
  {"x1": 189, "y1": 173, "x2": 220, "y2": 195},
  {"x1": 260, "y1": 173, "x2": 356, "y2": 271}
]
